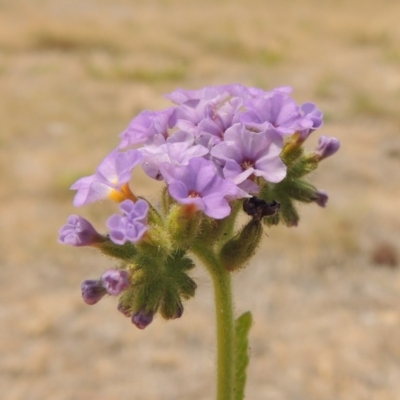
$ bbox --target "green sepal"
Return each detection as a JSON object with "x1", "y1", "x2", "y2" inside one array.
[
  {"x1": 219, "y1": 219, "x2": 263, "y2": 271},
  {"x1": 139, "y1": 224, "x2": 173, "y2": 261},
  {"x1": 260, "y1": 184, "x2": 299, "y2": 227},
  {"x1": 118, "y1": 287, "x2": 136, "y2": 316},
  {"x1": 129, "y1": 274, "x2": 163, "y2": 316},
  {"x1": 280, "y1": 134, "x2": 319, "y2": 179},
  {"x1": 287, "y1": 155, "x2": 319, "y2": 179},
  {"x1": 140, "y1": 196, "x2": 164, "y2": 227},
  {"x1": 284, "y1": 179, "x2": 320, "y2": 203},
  {"x1": 195, "y1": 200, "x2": 242, "y2": 249},
  {"x1": 278, "y1": 198, "x2": 299, "y2": 227},
  {"x1": 234, "y1": 311, "x2": 253, "y2": 400},
  {"x1": 159, "y1": 288, "x2": 183, "y2": 320},
  {"x1": 161, "y1": 185, "x2": 173, "y2": 216},
  {"x1": 263, "y1": 212, "x2": 280, "y2": 226},
  {"x1": 166, "y1": 204, "x2": 203, "y2": 249},
  {"x1": 281, "y1": 134, "x2": 304, "y2": 167},
  {"x1": 260, "y1": 178, "x2": 306, "y2": 227},
  {"x1": 126, "y1": 250, "x2": 197, "y2": 320},
  {"x1": 194, "y1": 217, "x2": 220, "y2": 248},
  {"x1": 96, "y1": 239, "x2": 138, "y2": 261}
]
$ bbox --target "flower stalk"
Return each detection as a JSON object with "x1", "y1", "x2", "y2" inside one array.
[
  {"x1": 192, "y1": 243, "x2": 236, "y2": 400},
  {"x1": 212, "y1": 267, "x2": 235, "y2": 400}
]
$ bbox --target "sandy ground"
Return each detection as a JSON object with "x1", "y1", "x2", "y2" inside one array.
[{"x1": 1, "y1": 0, "x2": 400, "y2": 399}]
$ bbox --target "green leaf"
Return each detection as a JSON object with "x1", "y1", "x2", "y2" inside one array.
[{"x1": 234, "y1": 311, "x2": 253, "y2": 400}]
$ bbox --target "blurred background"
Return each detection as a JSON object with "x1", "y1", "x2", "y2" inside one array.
[{"x1": 1, "y1": 0, "x2": 399, "y2": 399}]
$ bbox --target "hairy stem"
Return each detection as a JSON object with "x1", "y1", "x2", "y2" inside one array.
[
  {"x1": 212, "y1": 267, "x2": 235, "y2": 400},
  {"x1": 192, "y1": 245, "x2": 235, "y2": 400}
]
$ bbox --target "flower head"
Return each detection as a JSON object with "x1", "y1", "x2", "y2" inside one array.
[{"x1": 61, "y1": 83, "x2": 338, "y2": 334}]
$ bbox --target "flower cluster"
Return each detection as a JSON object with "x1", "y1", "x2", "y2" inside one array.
[{"x1": 59, "y1": 84, "x2": 340, "y2": 329}]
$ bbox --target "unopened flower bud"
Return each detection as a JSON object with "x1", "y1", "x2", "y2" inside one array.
[
  {"x1": 101, "y1": 269, "x2": 130, "y2": 295},
  {"x1": 132, "y1": 310, "x2": 154, "y2": 329},
  {"x1": 220, "y1": 219, "x2": 263, "y2": 271},
  {"x1": 58, "y1": 215, "x2": 105, "y2": 247},
  {"x1": 314, "y1": 135, "x2": 340, "y2": 161},
  {"x1": 313, "y1": 190, "x2": 328, "y2": 207},
  {"x1": 81, "y1": 280, "x2": 106, "y2": 305}
]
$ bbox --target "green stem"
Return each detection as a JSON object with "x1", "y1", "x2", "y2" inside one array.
[
  {"x1": 192, "y1": 246, "x2": 235, "y2": 400},
  {"x1": 212, "y1": 267, "x2": 235, "y2": 400}
]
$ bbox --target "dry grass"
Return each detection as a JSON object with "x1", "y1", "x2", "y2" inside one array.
[{"x1": 1, "y1": 0, "x2": 400, "y2": 399}]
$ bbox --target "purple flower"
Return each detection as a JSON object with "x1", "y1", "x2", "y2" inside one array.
[
  {"x1": 58, "y1": 215, "x2": 105, "y2": 247},
  {"x1": 119, "y1": 108, "x2": 174, "y2": 149},
  {"x1": 298, "y1": 102, "x2": 323, "y2": 139},
  {"x1": 132, "y1": 310, "x2": 154, "y2": 329},
  {"x1": 240, "y1": 92, "x2": 315, "y2": 137},
  {"x1": 165, "y1": 85, "x2": 322, "y2": 147},
  {"x1": 165, "y1": 85, "x2": 232, "y2": 105},
  {"x1": 240, "y1": 92, "x2": 303, "y2": 134},
  {"x1": 160, "y1": 157, "x2": 246, "y2": 219},
  {"x1": 211, "y1": 123, "x2": 287, "y2": 191},
  {"x1": 71, "y1": 149, "x2": 143, "y2": 206},
  {"x1": 313, "y1": 136, "x2": 340, "y2": 161},
  {"x1": 139, "y1": 133, "x2": 209, "y2": 180},
  {"x1": 81, "y1": 280, "x2": 106, "y2": 305},
  {"x1": 194, "y1": 132, "x2": 223, "y2": 155},
  {"x1": 101, "y1": 269, "x2": 130, "y2": 295},
  {"x1": 106, "y1": 199, "x2": 149, "y2": 245},
  {"x1": 165, "y1": 84, "x2": 291, "y2": 105},
  {"x1": 196, "y1": 97, "x2": 243, "y2": 142},
  {"x1": 168, "y1": 93, "x2": 230, "y2": 136}
]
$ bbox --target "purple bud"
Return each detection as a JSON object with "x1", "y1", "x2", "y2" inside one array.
[
  {"x1": 58, "y1": 215, "x2": 105, "y2": 247},
  {"x1": 171, "y1": 304, "x2": 184, "y2": 320},
  {"x1": 81, "y1": 280, "x2": 106, "y2": 305},
  {"x1": 314, "y1": 136, "x2": 340, "y2": 161},
  {"x1": 101, "y1": 269, "x2": 130, "y2": 296},
  {"x1": 132, "y1": 310, "x2": 154, "y2": 329},
  {"x1": 314, "y1": 190, "x2": 328, "y2": 207}
]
